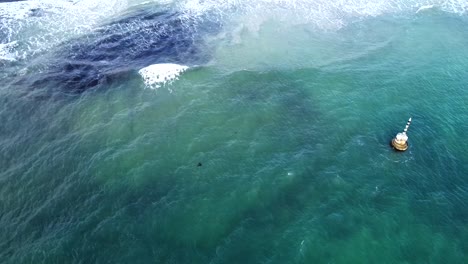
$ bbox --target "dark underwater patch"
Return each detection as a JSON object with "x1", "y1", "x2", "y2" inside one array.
[
  {"x1": 17, "y1": 8, "x2": 216, "y2": 95},
  {"x1": 0, "y1": 0, "x2": 27, "y2": 3}
]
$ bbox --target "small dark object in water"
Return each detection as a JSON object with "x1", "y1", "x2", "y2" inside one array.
[{"x1": 197, "y1": 162, "x2": 202, "y2": 167}]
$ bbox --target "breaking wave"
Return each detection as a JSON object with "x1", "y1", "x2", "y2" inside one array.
[{"x1": 138, "y1": 63, "x2": 189, "y2": 90}]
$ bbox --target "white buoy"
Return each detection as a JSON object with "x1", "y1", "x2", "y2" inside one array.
[{"x1": 391, "y1": 117, "x2": 412, "y2": 151}]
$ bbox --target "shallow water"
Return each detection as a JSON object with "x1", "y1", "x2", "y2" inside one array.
[{"x1": 1, "y1": 0, "x2": 467, "y2": 263}]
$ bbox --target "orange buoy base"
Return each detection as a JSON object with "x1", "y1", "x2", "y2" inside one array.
[{"x1": 391, "y1": 138, "x2": 408, "y2": 151}]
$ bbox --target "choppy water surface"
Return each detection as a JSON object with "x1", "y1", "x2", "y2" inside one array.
[{"x1": 1, "y1": 0, "x2": 467, "y2": 263}]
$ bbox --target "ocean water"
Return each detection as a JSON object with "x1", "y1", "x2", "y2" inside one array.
[{"x1": 1, "y1": 0, "x2": 467, "y2": 263}]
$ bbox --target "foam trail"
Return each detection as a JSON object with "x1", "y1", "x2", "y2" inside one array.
[
  {"x1": 416, "y1": 4, "x2": 434, "y2": 13},
  {"x1": 138, "y1": 63, "x2": 189, "y2": 91}
]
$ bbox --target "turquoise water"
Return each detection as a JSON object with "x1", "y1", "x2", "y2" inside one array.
[{"x1": 1, "y1": 1, "x2": 468, "y2": 263}]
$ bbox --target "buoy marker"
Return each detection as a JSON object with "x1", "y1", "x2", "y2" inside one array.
[{"x1": 391, "y1": 117, "x2": 412, "y2": 151}]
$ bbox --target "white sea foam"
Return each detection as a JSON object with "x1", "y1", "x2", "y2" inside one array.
[
  {"x1": 178, "y1": 0, "x2": 468, "y2": 29},
  {"x1": 0, "y1": 41, "x2": 18, "y2": 62},
  {"x1": 138, "y1": 63, "x2": 189, "y2": 91},
  {"x1": 0, "y1": 0, "x2": 467, "y2": 62},
  {"x1": 439, "y1": 0, "x2": 468, "y2": 14},
  {"x1": 0, "y1": 0, "x2": 129, "y2": 60}
]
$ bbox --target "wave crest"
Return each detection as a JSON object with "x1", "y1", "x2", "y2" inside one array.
[{"x1": 138, "y1": 63, "x2": 189, "y2": 91}]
